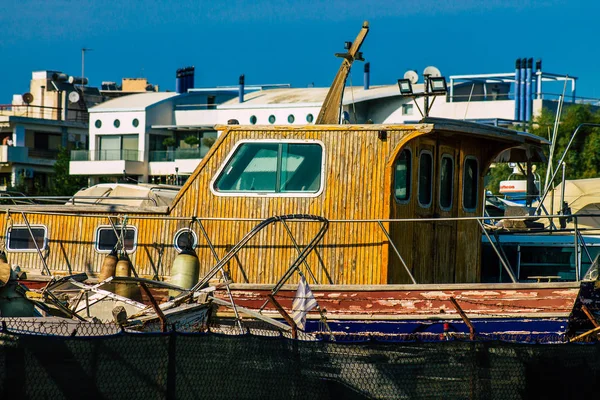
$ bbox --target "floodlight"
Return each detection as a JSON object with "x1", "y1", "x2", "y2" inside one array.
[
  {"x1": 429, "y1": 77, "x2": 447, "y2": 93},
  {"x1": 397, "y1": 79, "x2": 413, "y2": 95}
]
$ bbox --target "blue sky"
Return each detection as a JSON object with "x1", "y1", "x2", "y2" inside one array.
[{"x1": 1, "y1": 0, "x2": 598, "y2": 102}]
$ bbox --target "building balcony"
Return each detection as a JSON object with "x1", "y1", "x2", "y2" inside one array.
[
  {"x1": 148, "y1": 147, "x2": 208, "y2": 162},
  {"x1": 70, "y1": 149, "x2": 145, "y2": 176},
  {"x1": 0, "y1": 145, "x2": 29, "y2": 163}
]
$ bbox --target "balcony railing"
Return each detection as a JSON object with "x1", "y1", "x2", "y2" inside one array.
[
  {"x1": 149, "y1": 147, "x2": 208, "y2": 162},
  {"x1": 70, "y1": 149, "x2": 140, "y2": 161}
]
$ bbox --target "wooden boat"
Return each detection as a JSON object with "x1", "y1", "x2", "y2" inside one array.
[{"x1": 1, "y1": 22, "x2": 599, "y2": 341}]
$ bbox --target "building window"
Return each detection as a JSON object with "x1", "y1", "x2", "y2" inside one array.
[
  {"x1": 418, "y1": 151, "x2": 433, "y2": 208},
  {"x1": 174, "y1": 228, "x2": 198, "y2": 252},
  {"x1": 114, "y1": 119, "x2": 120, "y2": 128},
  {"x1": 306, "y1": 114, "x2": 314, "y2": 123},
  {"x1": 132, "y1": 118, "x2": 139, "y2": 128},
  {"x1": 394, "y1": 148, "x2": 411, "y2": 202},
  {"x1": 268, "y1": 115, "x2": 276, "y2": 124},
  {"x1": 95, "y1": 225, "x2": 137, "y2": 253},
  {"x1": 463, "y1": 157, "x2": 479, "y2": 211},
  {"x1": 98, "y1": 135, "x2": 139, "y2": 161},
  {"x1": 6, "y1": 225, "x2": 48, "y2": 252},
  {"x1": 250, "y1": 115, "x2": 257, "y2": 125},
  {"x1": 213, "y1": 141, "x2": 324, "y2": 196},
  {"x1": 401, "y1": 104, "x2": 414, "y2": 116},
  {"x1": 439, "y1": 154, "x2": 454, "y2": 210},
  {"x1": 288, "y1": 114, "x2": 295, "y2": 124},
  {"x1": 95, "y1": 120, "x2": 102, "y2": 128}
]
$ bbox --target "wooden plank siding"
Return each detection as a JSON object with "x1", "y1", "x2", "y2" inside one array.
[{"x1": 0, "y1": 123, "x2": 533, "y2": 286}]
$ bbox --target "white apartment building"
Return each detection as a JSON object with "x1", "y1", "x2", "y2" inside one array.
[{"x1": 70, "y1": 62, "x2": 585, "y2": 185}]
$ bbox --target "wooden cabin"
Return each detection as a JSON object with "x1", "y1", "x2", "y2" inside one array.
[{"x1": 0, "y1": 118, "x2": 547, "y2": 286}]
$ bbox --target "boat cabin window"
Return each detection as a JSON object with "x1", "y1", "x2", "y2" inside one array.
[
  {"x1": 394, "y1": 148, "x2": 411, "y2": 202},
  {"x1": 6, "y1": 225, "x2": 48, "y2": 252},
  {"x1": 95, "y1": 225, "x2": 137, "y2": 253},
  {"x1": 212, "y1": 141, "x2": 324, "y2": 196},
  {"x1": 418, "y1": 151, "x2": 433, "y2": 208},
  {"x1": 463, "y1": 157, "x2": 479, "y2": 211},
  {"x1": 174, "y1": 228, "x2": 198, "y2": 252},
  {"x1": 439, "y1": 154, "x2": 454, "y2": 210}
]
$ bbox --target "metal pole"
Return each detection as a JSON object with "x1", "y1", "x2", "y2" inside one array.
[
  {"x1": 575, "y1": 218, "x2": 580, "y2": 281},
  {"x1": 423, "y1": 75, "x2": 430, "y2": 117},
  {"x1": 560, "y1": 162, "x2": 567, "y2": 214},
  {"x1": 536, "y1": 124, "x2": 600, "y2": 215},
  {"x1": 21, "y1": 212, "x2": 51, "y2": 275},
  {"x1": 377, "y1": 221, "x2": 416, "y2": 284},
  {"x1": 478, "y1": 220, "x2": 517, "y2": 283},
  {"x1": 196, "y1": 219, "x2": 244, "y2": 334}
]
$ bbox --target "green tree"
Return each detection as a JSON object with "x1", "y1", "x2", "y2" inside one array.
[
  {"x1": 47, "y1": 146, "x2": 88, "y2": 196},
  {"x1": 485, "y1": 104, "x2": 600, "y2": 194}
]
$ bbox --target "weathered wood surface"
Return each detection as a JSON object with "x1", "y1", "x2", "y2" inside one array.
[
  {"x1": 0, "y1": 122, "x2": 540, "y2": 287},
  {"x1": 214, "y1": 283, "x2": 580, "y2": 319}
]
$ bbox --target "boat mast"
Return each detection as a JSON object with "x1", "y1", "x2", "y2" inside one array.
[{"x1": 315, "y1": 21, "x2": 369, "y2": 124}]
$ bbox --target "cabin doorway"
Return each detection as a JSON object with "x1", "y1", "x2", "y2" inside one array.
[{"x1": 389, "y1": 137, "x2": 460, "y2": 284}]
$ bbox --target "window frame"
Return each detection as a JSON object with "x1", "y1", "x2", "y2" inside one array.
[
  {"x1": 173, "y1": 228, "x2": 198, "y2": 253},
  {"x1": 393, "y1": 147, "x2": 412, "y2": 204},
  {"x1": 417, "y1": 150, "x2": 434, "y2": 208},
  {"x1": 210, "y1": 139, "x2": 326, "y2": 198},
  {"x1": 439, "y1": 153, "x2": 454, "y2": 211},
  {"x1": 462, "y1": 156, "x2": 479, "y2": 212},
  {"x1": 6, "y1": 225, "x2": 48, "y2": 252},
  {"x1": 94, "y1": 225, "x2": 138, "y2": 254}
]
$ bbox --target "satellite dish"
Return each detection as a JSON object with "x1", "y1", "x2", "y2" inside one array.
[
  {"x1": 403, "y1": 70, "x2": 419, "y2": 84},
  {"x1": 423, "y1": 66, "x2": 442, "y2": 78},
  {"x1": 68, "y1": 91, "x2": 81, "y2": 103},
  {"x1": 22, "y1": 92, "x2": 33, "y2": 104}
]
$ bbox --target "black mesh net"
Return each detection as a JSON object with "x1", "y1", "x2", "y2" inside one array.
[{"x1": 0, "y1": 318, "x2": 599, "y2": 399}]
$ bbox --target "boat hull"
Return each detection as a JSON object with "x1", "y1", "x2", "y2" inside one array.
[{"x1": 212, "y1": 281, "x2": 598, "y2": 340}]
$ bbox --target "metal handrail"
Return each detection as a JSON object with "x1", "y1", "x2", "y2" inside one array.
[{"x1": 0, "y1": 195, "x2": 158, "y2": 206}]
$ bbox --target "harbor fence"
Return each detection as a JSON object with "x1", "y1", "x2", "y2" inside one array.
[{"x1": 0, "y1": 318, "x2": 599, "y2": 399}]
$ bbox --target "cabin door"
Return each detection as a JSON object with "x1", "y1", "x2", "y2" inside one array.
[
  {"x1": 433, "y1": 143, "x2": 458, "y2": 283},
  {"x1": 412, "y1": 140, "x2": 436, "y2": 283}
]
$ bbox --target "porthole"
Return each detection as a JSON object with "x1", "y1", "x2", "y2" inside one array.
[
  {"x1": 306, "y1": 114, "x2": 314, "y2": 123},
  {"x1": 114, "y1": 119, "x2": 120, "y2": 128},
  {"x1": 250, "y1": 115, "x2": 257, "y2": 124},
  {"x1": 268, "y1": 115, "x2": 276, "y2": 124},
  {"x1": 287, "y1": 114, "x2": 295, "y2": 124},
  {"x1": 95, "y1": 120, "x2": 102, "y2": 128},
  {"x1": 174, "y1": 228, "x2": 198, "y2": 252},
  {"x1": 132, "y1": 118, "x2": 139, "y2": 127}
]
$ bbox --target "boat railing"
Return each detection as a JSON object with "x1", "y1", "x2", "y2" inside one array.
[
  {"x1": 0, "y1": 195, "x2": 158, "y2": 206},
  {"x1": 3, "y1": 208, "x2": 599, "y2": 285}
]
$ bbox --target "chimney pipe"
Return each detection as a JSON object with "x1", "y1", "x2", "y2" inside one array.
[
  {"x1": 536, "y1": 59, "x2": 542, "y2": 100},
  {"x1": 239, "y1": 74, "x2": 245, "y2": 103},
  {"x1": 364, "y1": 62, "x2": 370, "y2": 90},
  {"x1": 188, "y1": 66, "x2": 195, "y2": 91},
  {"x1": 525, "y1": 58, "x2": 533, "y2": 122},
  {"x1": 514, "y1": 59, "x2": 521, "y2": 121},
  {"x1": 175, "y1": 69, "x2": 183, "y2": 94},
  {"x1": 519, "y1": 58, "x2": 527, "y2": 122}
]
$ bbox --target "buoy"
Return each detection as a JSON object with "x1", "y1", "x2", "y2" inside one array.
[
  {"x1": 114, "y1": 253, "x2": 141, "y2": 301},
  {"x1": 115, "y1": 254, "x2": 132, "y2": 278},
  {"x1": 169, "y1": 249, "x2": 200, "y2": 297},
  {"x1": 99, "y1": 250, "x2": 118, "y2": 281}
]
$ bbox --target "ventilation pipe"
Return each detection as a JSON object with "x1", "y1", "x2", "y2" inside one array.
[
  {"x1": 535, "y1": 59, "x2": 542, "y2": 100},
  {"x1": 238, "y1": 74, "x2": 245, "y2": 103},
  {"x1": 187, "y1": 66, "x2": 195, "y2": 91},
  {"x1": 525, "y1": 58, "x2": 533, "y2": 122},
  {"x1": 175, "y1": 68, "x2": 183, "y2": 94},
  {"x1": 519, "y1": 58, "x2": 527, "y2": 122},
  {"x1": 364, "y1": 62, "x2": 370, "y2": 90},
  {"x1": 514, "y1": 59, "x2": 521, "y2": 121}
]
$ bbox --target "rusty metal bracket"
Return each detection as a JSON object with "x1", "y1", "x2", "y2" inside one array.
[
  {"x1": 267, "y1": 294, "x2": 297, "y2": 339},
  {"x1": 449, "y1": 297, "x2": 476, "y2": 340}
]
